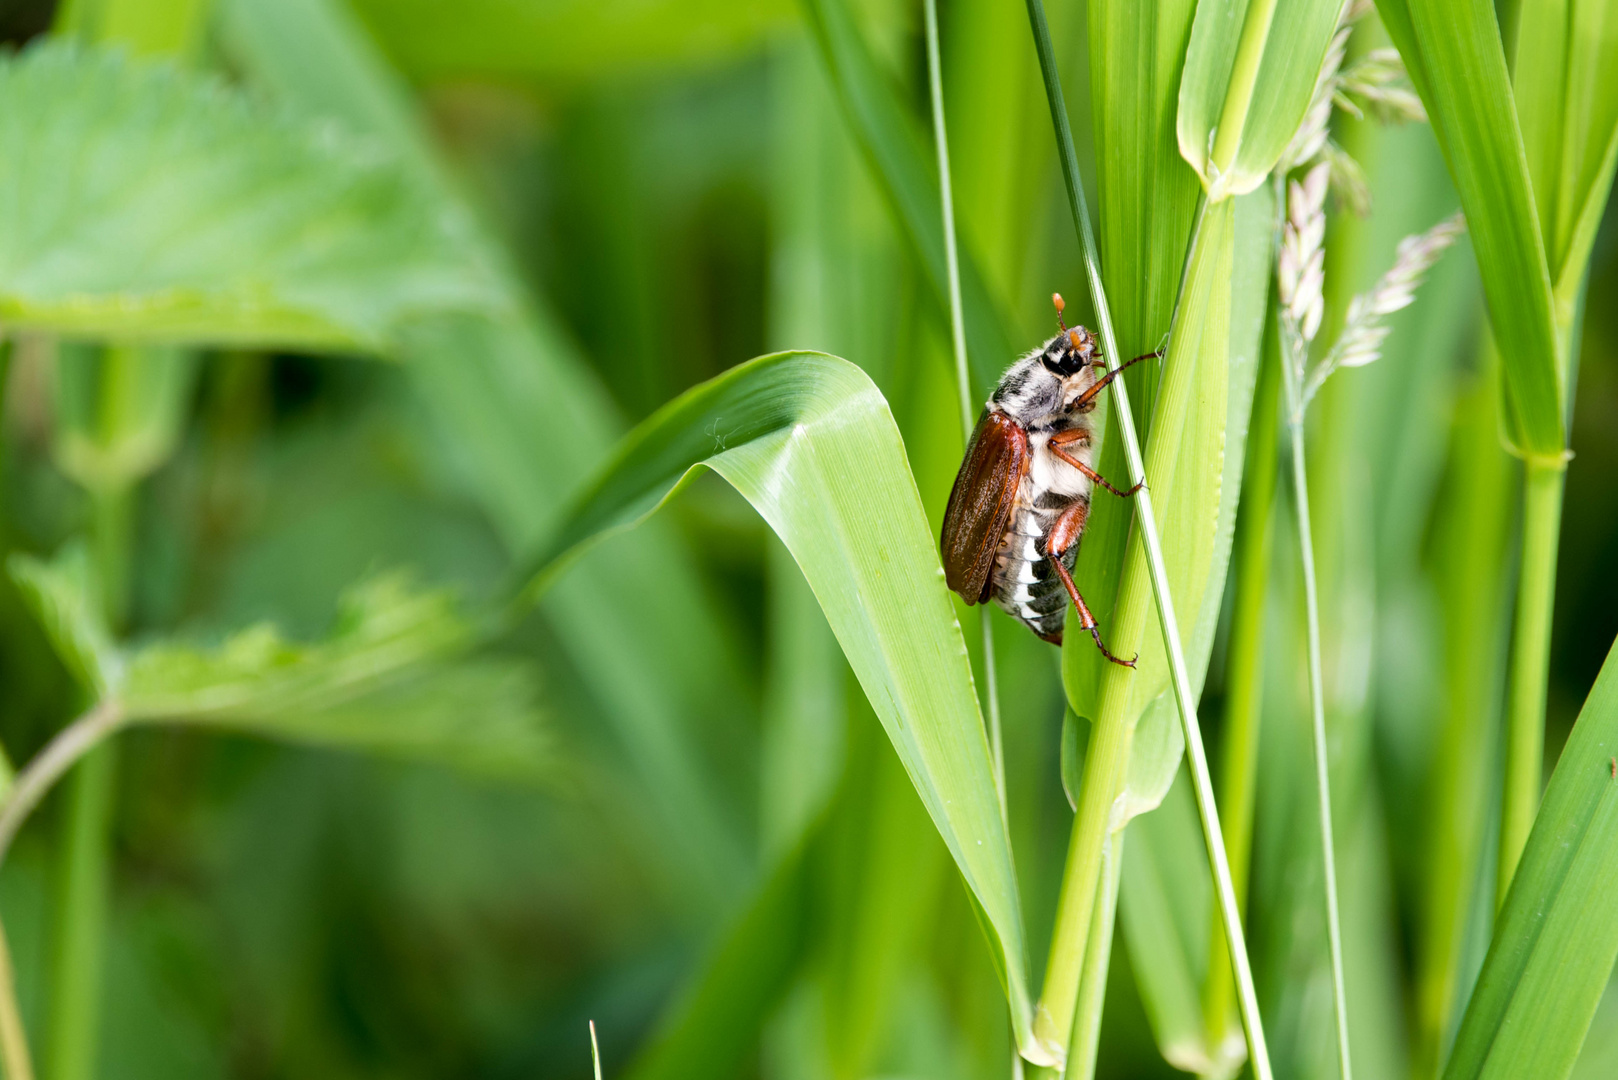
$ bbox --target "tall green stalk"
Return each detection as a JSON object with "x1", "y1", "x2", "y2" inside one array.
[
  {"x1": 1022, "y1": 3, "x2": 1271, "y2": 1075},
  {"x1": 46, "y1": 484, "x2": 129, "y2": 1080},
  {"x1": 1203, "y1": 322, "x2": 1281, "y2": 1050},
  {"x1": 922, "y1": 0, "x2": 1006, "y2": 800},
  {"x1": 1498, "y1": 459, "x2": 1564, "y2": 903}
]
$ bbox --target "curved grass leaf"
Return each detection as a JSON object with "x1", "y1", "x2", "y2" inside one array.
[
  {"x1": 1373, "y1": 0, "x2": 1564, "y2": 455},
  {"x1": 1177, "y1": 0, "x2": 1342, "y2": 200},
  {"x1": 1442, "y1": 634, "x2": 1618, "y2": 1080},
  {"x1": 524, "y1": 350, "x2": 1038, "y2": 1056},
  {"x1": 801, "y1": 0, "x2": 1014, "y2": 403},
  {"x1": 0, "y1": 41, "x2": 502, "y2": 352}
]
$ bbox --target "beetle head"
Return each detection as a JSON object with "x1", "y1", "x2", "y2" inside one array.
[{"x1": 1041, "y1": 324, "x2": 1098, "y2": 376}]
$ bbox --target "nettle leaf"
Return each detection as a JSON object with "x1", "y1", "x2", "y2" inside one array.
[
  {"x1": 120, "y1": 577, "x2": 549, "y2": 779},
  {"x1": 9, "y1": 550, "x2": 549, "y2": 779},
  {"x1": 0, "y1": 41, "x2": 505, "y2": 352},
  {"x1": 8, "y1": 545, "x2": 119, "y2": 697},
  {"x1": 525, "y1": 351, "x2": 1039, "y2": 1058}
]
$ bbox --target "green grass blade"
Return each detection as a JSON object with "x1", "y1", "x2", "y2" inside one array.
[
  {"x1": 1089, "y1": 0, "x2": 1201, "y2": 368},
  {"x1": 0, "y1": 41, "x2": 501, "y2": 352},
  {"x1": 801, "y1": 0, "x2": 1015, "y2": 403},
  {"x1": 1373, "y1": 0, "x2": 1563, "y2": 456},
  {"x1": 1511, "y1": 0, "x2": 1618, "y2": 310},
  {"x1": 524, "y1": 351, "x2": 1038, "y2": 1057},
  {"x1": 1441, "y1": 634, "x2": 1618, "y2": 1080},
  {"x1": 1177, "y1": 0, "x2": 1342, "y2": 199}
]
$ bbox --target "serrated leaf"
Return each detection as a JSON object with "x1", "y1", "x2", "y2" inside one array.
[
  {"x1": 8, "y1": 545, "x2": 118, "y2": 697},
  {"x1": 1442, "y1": 635, "x2": 1618, "y2": 1080},
  {"x1": 9, "y1": 555, "x2": 549, "y2": 779},
  {"x1": 121, "y1": 575, "x2": 470, "y2": 720},
  {"x1": 0, "y1": 41, "x2": 503, "y2": 352},
  {"x1": 524, "y1": 351, "x2": 1039, "y2": 1059},
  {"x1": 1177, "y1": 0, "x2": 1342, "y2": 200}
]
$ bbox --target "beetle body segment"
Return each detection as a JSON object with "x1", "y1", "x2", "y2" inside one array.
[{"x1": 941, "y1": 329, "x2": 1105, "y2": 645}]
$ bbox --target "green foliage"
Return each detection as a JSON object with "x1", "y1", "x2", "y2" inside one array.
[
  {"x1": 0, "y1": 1, "x2": 1612, "y2": 1078},
  {"x1": 0, "y1": 41, "x2": 502, "y2": 353}
]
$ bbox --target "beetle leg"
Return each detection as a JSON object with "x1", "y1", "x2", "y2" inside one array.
[
  {"x1": 1044, "y1": 503, "x2": 1137, "y2": 668},
  {"x1": 1074, "y1": 350, "x2": 1160, "y2": 409},
  {"x1": 1049, "y1": 431, "x2": 1143, "y2": 498}
]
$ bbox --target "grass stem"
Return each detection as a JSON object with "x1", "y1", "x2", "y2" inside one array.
[
  {"x1": 1279, "y1": 355, "x2": 1353, "y2": 1080},
  {"x1": 1022, "y1": 3, "x2": 1272, "y2": 1076},
  {"x1": 1498, "y1": 458, "x2": 1564, "y2": 904},
  {"x1": 47, "y1": 483, "x2": 129, "y2": 1080},
  {"x1": 923, "y1": 0, "x2": 1007, "y2": 804}
]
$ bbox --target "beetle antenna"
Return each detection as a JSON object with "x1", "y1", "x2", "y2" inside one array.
[{"x1": 1052, "y1": 292, "x2": 1067, "y2": 333}]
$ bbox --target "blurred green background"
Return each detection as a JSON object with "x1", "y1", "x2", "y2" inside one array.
[{"x1": 0, "y1": 0, "x2": 1613, "y2": 1077}]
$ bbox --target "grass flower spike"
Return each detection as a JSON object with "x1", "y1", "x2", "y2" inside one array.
[
  {"x1": 1280, "y1": 162, "x2": 1331, "y2": 348},
  {"x1": 1305, "y1": 211, "x2": 1466, "y2": 403}
]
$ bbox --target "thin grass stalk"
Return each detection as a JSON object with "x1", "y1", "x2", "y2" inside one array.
[
  {"x1": 1277, "y1": 340, "x2": 1353, "y2": 1080},
  {"x1": 1497, "y1": 459, "x2": 1563, "y2": 905},
  {"x1": 923, "y1": 0, "x2": 1007, "y2": 802},
  {"x1": 1203, "y1": 324, "x2": 1281, "y2": 1051},
  {"x1": 0, "y1": 916, "x2": 34, "y2": 1080},
  {"x1": 1022, "y1": 4, "x2": 1272, "y2": 1076}
]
